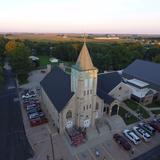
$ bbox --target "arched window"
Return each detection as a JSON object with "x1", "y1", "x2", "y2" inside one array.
[{"x1": 66, "y1": 110, "x2": 72, "y2": 119}]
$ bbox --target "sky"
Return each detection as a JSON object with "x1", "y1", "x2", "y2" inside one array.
[{"x1": 0, "y1": 0, "x2": 160, "y2": 34}]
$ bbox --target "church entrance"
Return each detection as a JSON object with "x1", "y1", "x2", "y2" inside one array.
[{"x1": 111, "y1": 105, "x2": 118, "y2": 116}]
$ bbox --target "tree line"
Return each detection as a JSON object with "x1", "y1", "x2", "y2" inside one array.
[{"x1": 0, "y1": 35, "x2": 160, "y2": 85}]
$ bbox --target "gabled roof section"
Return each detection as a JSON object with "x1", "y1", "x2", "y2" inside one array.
[
  {"x1": 97, "y1": 89, "x2": 115, "y2": 104},
  {"x1": 97, "y1": 72, "x2": 122, "y2": 94},
  {"x1": 75, "y1": 43, "x2": 95, "y2": 71},
  {"x1": 40, "y1": 67, "x2": 74, "y2": 113},
  {"x1": 97, "y1": 72, "x2": 122, "y2": 104},
  {"x1": 123, "y1": 59, "x2": 160, "y2": 88}
]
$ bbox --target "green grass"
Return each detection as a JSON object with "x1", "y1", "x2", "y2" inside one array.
[
  {"x1": 125, "y1": 100, "x2": 150, "y2": 119},
  {"x1": 118, "y1": 107, "x2": 139, "y2": 125},
  {"x1": 147, "y1": 101, "x2": 160, "y2": 108},
  {"x1": 151, "y1": 110, "x2": 160, "y2": 115},
  {"x1": 38, "y1": 55, "x2": 51, "y2": 66}
]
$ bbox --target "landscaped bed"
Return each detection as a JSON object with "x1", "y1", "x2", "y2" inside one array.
[
  {"x1": 151, "y1": 110, "x2": 160, "y2": 115},
  {"x1": 147, "y1": 101, "x2": 160, "y2": 108},
  {"x1": 125, "y1": 100, "x2": 150, "y2": 119},
  {"x1": 118, "y1": 107, "x2": 139, "y2": 125}
]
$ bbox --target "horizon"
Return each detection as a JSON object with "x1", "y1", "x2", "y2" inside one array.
[{"x1": 0, "y1": 0, "x2": 160, "y2": 34}]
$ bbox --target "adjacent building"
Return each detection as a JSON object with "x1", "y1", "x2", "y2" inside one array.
[{"x1": 123, "y1": 59, "x2": 160, "y2": 105}]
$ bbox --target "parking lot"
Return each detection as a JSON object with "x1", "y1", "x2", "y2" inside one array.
[{"x1": 70, "y1": 117, "x2": 160, "y2": 160}]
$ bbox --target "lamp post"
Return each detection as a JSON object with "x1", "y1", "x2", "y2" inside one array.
[{"x1": 47, "y1": 126, "x2": 55, "y2": 160}]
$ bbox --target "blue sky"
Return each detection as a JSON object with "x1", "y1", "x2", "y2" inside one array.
[{"x1": 0, "y1": 0, "x2": 160, "y2": 34}]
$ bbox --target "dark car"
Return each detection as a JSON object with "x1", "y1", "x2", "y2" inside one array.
[
  {"x1": 30, "y1": 117, "x2": 42, "y2": 127},
  {"x1": 27, "y1": 108, "x2": 42, "y2": 115},
  {"x1": 113, "y1": 134, "x2": 131, "y2": 151},
  {"x1": 149, "y1": 121, "x2": 160, "y2": 132}
]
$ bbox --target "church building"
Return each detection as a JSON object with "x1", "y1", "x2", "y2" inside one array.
[{"x1": 40, "y1": 42, "x2": 131, "y2": 133}]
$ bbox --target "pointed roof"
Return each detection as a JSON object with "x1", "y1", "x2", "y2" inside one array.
[{"x1": 75, "y1": 42, "x2": 95, "y2": 71}]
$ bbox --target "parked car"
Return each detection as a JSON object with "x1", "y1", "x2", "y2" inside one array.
[
  {"x1": 149, "y1": 121, "x2": 160, "y2": 132},
  {"x1": 113, "y1": 134, "x2": 131, "y2": 151},
  {"x1": 133, "y1": 126, "x2": 151, "y2": 142},
  {"x1": 27, "y1": 108, "x2": 42, "y2": 115},
  {"x1": 30, "y1": 117, "x2": 42, "y2": 127},
  {"x1": 26, "y1": 104, "x2": 37, "y2": 111},
  {"x1": 22, "y1": 94, "x2": 32, "y2": 99},
  {"x1": 123, "y1": 129, "x2": 141, "y2": 145},
  {"x1": 138, "y1": 122, "x2": 155, "y2": 136},
  {"x1": 29, "y1": 112, "x2": 40, "y2": 120}
]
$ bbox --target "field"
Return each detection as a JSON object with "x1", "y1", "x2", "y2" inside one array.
[{"x1": 5, "y1": 33, "x2": 131, "y2": 43}]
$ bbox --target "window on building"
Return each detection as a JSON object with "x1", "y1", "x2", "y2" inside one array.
[
  {"x1": 83, "y1": 106, "x2": 85, "y2": 111},
  {"x1": 89, "y1": 104, "x2": 91, "y2": 108},
  {"x1": 96, "y1": 102, "x2": 99, "y2": 110},
  {"x1": 87, "y1": 90, "x2": 89, "y2": 95},
  {"x1": 84, "y1": 91, "x2": 86, "y2": 96},
  {"x1": 66, "y1": 110, "x2": 72, "y2": 119},
  {"x1": 119, "y1": 87, "x2": 122, "y2": 90},
  {"x1": 90, "y1": 90, "x2": 92, "y2": 94},
  {"x1": 87, "y1": 105, "x2": 88, "y2": 110}
]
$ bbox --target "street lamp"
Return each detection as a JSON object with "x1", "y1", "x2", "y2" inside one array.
[{"x1": 47, "y1": 126, "x2": 55, "y2": 160}]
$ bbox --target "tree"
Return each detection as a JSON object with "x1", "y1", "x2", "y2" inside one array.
[
  {"x1": 0, "y1": 65, "x2": 4, "y2": 86},
  {"x1": 9, "y1": 45, "x2": 33, "y2": 83},
  {"x1": 5, "y1": 40, "x2": 25, "y2": 54},
  {"x1": 153, "y1": 54, "x2": 160, "y2": 63},
  {"x1": 0, "y1": 36, "x2": 7, "y2": 62}
]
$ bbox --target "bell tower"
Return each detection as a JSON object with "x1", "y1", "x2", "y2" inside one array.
[{"x1": 71, "y1": 40, "x2": 98, "y2": 128}]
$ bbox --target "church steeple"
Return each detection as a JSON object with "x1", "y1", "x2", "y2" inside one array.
[{"x1": 75, "y1": 41, "x2": 95, "y2": 71}]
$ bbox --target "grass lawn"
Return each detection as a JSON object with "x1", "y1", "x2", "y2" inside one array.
[
  {"x1": 38, "y1": 55, "x2": 51, "y2": 67},
  {"x1": 151, "y1": 110, "x2": 160, "y2": 115},
  {"x1": 147, "y1": 101, "x2": 160, "y2": 108},
  {"x1": 125, "y1": 100, "x2": 150, "y2": 119},
  {"x1": 118, "y1": 107, "x2": 139, "y2": 125}
]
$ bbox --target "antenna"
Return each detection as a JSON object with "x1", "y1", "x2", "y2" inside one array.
[{"x1": 83, "y1": 33, "x2": 87, "y2": 43}]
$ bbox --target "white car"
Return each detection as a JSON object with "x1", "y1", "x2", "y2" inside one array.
[
  {"x1": 123, "y1": 129, "x2": 141, "y2": 145},
  {"x1": 29, "y1": 112, "x2": 39, "y2": 119},
  {"x1": 138, "y1": 122, "x2": 155, "y2": 136},
  {"x1": 133, "y1": 126, "x2": 151, "y2": 142}
]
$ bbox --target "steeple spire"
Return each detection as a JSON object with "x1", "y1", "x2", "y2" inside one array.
[{"x1": 75, "y1": 35, "x2": 95, "y2": 71}]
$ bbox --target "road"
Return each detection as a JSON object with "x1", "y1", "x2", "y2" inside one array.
[
  {"x1": 0, "y1": 68, "x2": 33, "y2": 160},
  {"x1": 132, "y1": 144, "x2": 160, "y2": 160}
]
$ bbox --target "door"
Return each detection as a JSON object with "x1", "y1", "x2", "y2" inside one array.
[{"x1": 111, "y1": 105, "x2": 118, "y2": 116}]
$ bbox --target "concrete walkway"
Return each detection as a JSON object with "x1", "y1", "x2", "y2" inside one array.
[{"x1": 148, "y1": 107, "x2": 160, "y2": 111}]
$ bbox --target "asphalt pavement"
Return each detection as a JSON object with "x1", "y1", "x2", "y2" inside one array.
[
  {"x1": 132, "y1": 144, "x2": 160, "y2": 160},
  {"x1": 0, "y1": 69, "x2": 34, "y2": 160}
]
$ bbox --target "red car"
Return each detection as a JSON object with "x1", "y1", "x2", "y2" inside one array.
[
  {"x1": 113, "y1": 134, "x2": 132, "y2": 151},
  {"x1": 30, "y1": 117, "x2": 48, "y2": 127}
]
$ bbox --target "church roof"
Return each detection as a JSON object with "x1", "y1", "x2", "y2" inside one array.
[
  {"x1": 97, "y1": 72, "x2": 122, "y2": 93},
  {"x1": 74, "y1": 43, "x2": 95, "y2": 71},
  {"x1": 123, "y1": 59, "x2": 160, "y2": 89},
  {"x1": 40, "y1": 67, "x2": 74, "y2": 113},
  {"x1": 97, "y1": 72, "x2": 122, "y2": 104}
]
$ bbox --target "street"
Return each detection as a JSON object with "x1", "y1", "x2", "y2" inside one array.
[{"x1": 0, "y1": 68, "x2": 33, "y2": 160}]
